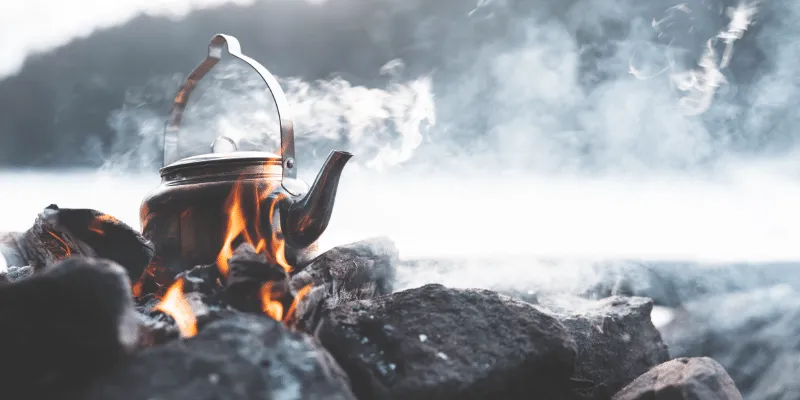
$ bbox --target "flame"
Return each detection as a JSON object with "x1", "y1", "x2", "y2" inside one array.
[
  {"x1": 87, "y1": 213, "x2": 119, "y2": 236},
  {"x1": 284, "y1": 283, "x2": 313, "y2": 323},
  {"x1": 46, "y1": 230, "x2": 71, "y2": 257},
  {"x1": 152, "y1": 279, "x2": 197, "y2": 338},
  {"x1": 260, "y1": 281, "x2": 285, "y2": 321},
  {"x1": 131, "y1": 280, "x2": 143, "y2": 298},
  {"x1": 216, "y1": 176, "x2": 292, "y2": 277},
  {"x1": 260, "y1": 282, "x2": 312, "y2": 323}
]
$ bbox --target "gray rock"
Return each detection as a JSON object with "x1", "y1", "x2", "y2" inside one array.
[
  {"x1": 316, "y1": 283, "x2": 577, "y2": 400},
  {"x1": 660, "y1": 285, "x2": 800, "y2": 400},
  {"x1": 0, "y1": 205, "x2": 154, "y2": 280},
  {"x1": 82, "y1": 314, "x2": 356, "y2": 400},
  {"x1": 540, "y1": 295, "x2": 670, "y2": 399},
  {"x1": 612, "y1": 357, "x2": 742, "y2": 400},
  {"x1": 291, "y1": 237, "x2": 397, "y2": 332},
  {"x1": 582, "y1": 260, "x2": 800, "y2": 307}
]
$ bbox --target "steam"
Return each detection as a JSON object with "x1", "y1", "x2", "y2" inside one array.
[
  {"x1": 104, "y1": 60, "x2": 434, "y2": 172},
  {"x1": 8, "y1": 0, "x2": 800, "y2": 303},
  {"x1": 651, "y1": 1, "x2": 762, "y2": 115}
]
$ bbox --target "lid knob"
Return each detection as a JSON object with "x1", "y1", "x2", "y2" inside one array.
[{"x1": 210, "y1": 136, "x2": 238, "y2": 154}]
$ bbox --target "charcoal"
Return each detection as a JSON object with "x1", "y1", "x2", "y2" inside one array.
[
  {"x1": 135, "y1": 312, "x2": 180, "y2": 348},
  {"x1": 0, "y1": 257, "x2": 139, "y2": 398},
  {"x1": 137, "y1": 290, "x2": 238, "y2": 348},
  {"x1": 82, "y1": 314, "x2": 357, "y2": 400},
  {"x1": 0, "y1": 205, "x2": 154, "y2": 280},
  {"x1": 290, "y1": 237, "x2": 397, "y2": 331},
  {"x1": 224, "y1": 243, "x2": 288, "y2": 313},
  {"x1": 538, "y1": 296, "x2": 670, "y2": 400},
  {"x1": 317, "y1": 283, "x2": 577, "y2": 400},
  {"x1": 660, "y1": 285, "x2": 800, "y2": 399},
  {"x1": 175, "y1": 263, "x2": 222, "y2": 296},
  {"x1": 0, "y1": 264, "x2": 32, "y2": 286},
  {"x1": 4, "y1": 265, "x2": 34, "y2": 282},
  {"x1": 613, "y1": 357, "x2": 743, "y2": 400},
  {"x1": 183, "y1": 291, "x2": 239, "y2": 331}
]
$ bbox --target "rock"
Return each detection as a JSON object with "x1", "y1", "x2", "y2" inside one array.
[
  {"x1": 174, "y1": 263, "x2": 222, "y2": 297},
  {"x1": 540, "y1": 295, "x2": 670, "y2": 399},
  {"x1": 0, "y1": 205, "x2": 154, "y2": 279},
  {"x1": 660, "y1": 285, "x2": 800, "y2": 400},
  {"x1": 612, "y1": 357, "x2": 743, "y2": 400},
  {"x1": 82, "y1": 314, "x2": 356, "y2": 400},
  {"x1": 224, "y1": 243, "x2": 287, "y2": 313},
  {"x1": 135, "y1": 290, "x2": 238, "y2": 349},
  {"x1": 290, "y1": 237, "x2": 397, "y2": 332},
  {"x1": 0, "y1": 257, "x2": 139, "y2": 399},
  {"x1": 582, "y1": 260, "x2": 800, "y2": 307},
  {"x1": 1, "y1": 265, "x2": 34, "y2": 282},
  {"x1": 316, "y1": 283, "x2": 577, "y2": 400}
]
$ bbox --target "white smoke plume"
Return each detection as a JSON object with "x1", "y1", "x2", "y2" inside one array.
[{"x1": 103, "y1": 59, "x2": 435, "y2": 172}]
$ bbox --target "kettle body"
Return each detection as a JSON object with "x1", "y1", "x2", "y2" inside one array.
[{"x1": 139, "y1": 34, "x2": 351, "y2": 288}]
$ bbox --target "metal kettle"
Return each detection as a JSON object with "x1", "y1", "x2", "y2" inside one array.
[{"x1": 139, "y1": 34, "x2": 352, "y2": 287}]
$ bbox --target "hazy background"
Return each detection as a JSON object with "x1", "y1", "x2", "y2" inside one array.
[
  {"x1": 3, "y1": 1, "x2": 800, "y2": 397},
  {"x1": 1, "y1": 0, "x2": 798, "y2": 278}
]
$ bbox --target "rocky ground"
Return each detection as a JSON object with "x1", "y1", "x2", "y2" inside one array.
[{"x1": 1, "y1": 206, "x2": 788, "y2": 399}]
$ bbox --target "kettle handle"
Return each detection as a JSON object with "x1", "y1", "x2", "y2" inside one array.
[{"x1": 163, "y1": 33, "x2": 297, "y2": 182}]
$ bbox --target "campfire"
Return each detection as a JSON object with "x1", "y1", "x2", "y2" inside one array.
[{"x1": 0, "y1": 33, "x2": 746, "y2": 400}]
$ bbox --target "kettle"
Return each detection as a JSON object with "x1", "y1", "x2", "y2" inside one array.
[{"x1": 139, "y1": 34, "x2": 352, "y2": 288}]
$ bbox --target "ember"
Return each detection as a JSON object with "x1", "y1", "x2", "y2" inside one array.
[{"x1": 153, "y1": 278, "x2": 197, "y2": 338}]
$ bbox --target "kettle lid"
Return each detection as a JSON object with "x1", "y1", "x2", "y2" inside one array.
[{"x1": 160, "y1": 135, "x2": 282, "y2": 175}]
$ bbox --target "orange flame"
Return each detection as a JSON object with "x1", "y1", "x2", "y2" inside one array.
[
  {"x1": 46, "y1": 230, "x2": 71, "y2": 257},
  {"x1": 260, "y1": 282, "x2": 285, "y2": 321},
  {"x1": 216, "y1": 177, "x2": 292, "y2": 277},
  {"x1": 152, "y1": 279, "x2": 197, "y2": 338},
  {"x1": 87, "y1": 213, "x2": 119, "y2": 236},
  {"x1": 131, "y1": 280, "x2": 143, "y2": 298},
  {"x1": 285, "y1": 283, "x2": 313, "y2": 323},
  {"x1": 260, "y1": 282, "x2": 312, "y2": 323}
]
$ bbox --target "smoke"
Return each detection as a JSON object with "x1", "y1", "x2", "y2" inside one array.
[{"x1": 9, "y1": 0, "x2": 800, "y2": 302}]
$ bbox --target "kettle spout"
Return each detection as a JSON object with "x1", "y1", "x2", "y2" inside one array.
[{"x1": 280, "y1": 150, "x2": 353, "y2": 249}]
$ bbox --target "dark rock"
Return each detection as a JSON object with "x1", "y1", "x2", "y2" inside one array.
[
  {"x1": 660, "y1": 285, "x2": 800, "y2": 400},
  {"x1": 136, "y1": 289, "x2": 238, "y2": 348},
  {"x1": 290, "y1": 237, "x2": 397, "y2": 332},
  {"x1": 0, "y1": 205, "x2": 154, "y2": 280},
  {"x1": 317, "y1": 283, "x2": 577, "y2": 400},
  {"x1": 0, "y1": 257, "x2": 139, "y2": 399},
  {"x1": 82, "y1": 314, "x2": 356, "y2": 400},
  {"x1": 540, "y1": 295, "x2": 670, "y2": 399},
  {"x1": 224, "y1": 243, "x2": 288, "y2": 313},
  {"x1": 612, "y1": 357, "x2": 743, "y2": 400},
  {"x1": 135, "y1": 311, "x2": 180, "y2": 349},
  {"x1": 174, "y1": 263, "x2": 223, "y2": 296}
]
